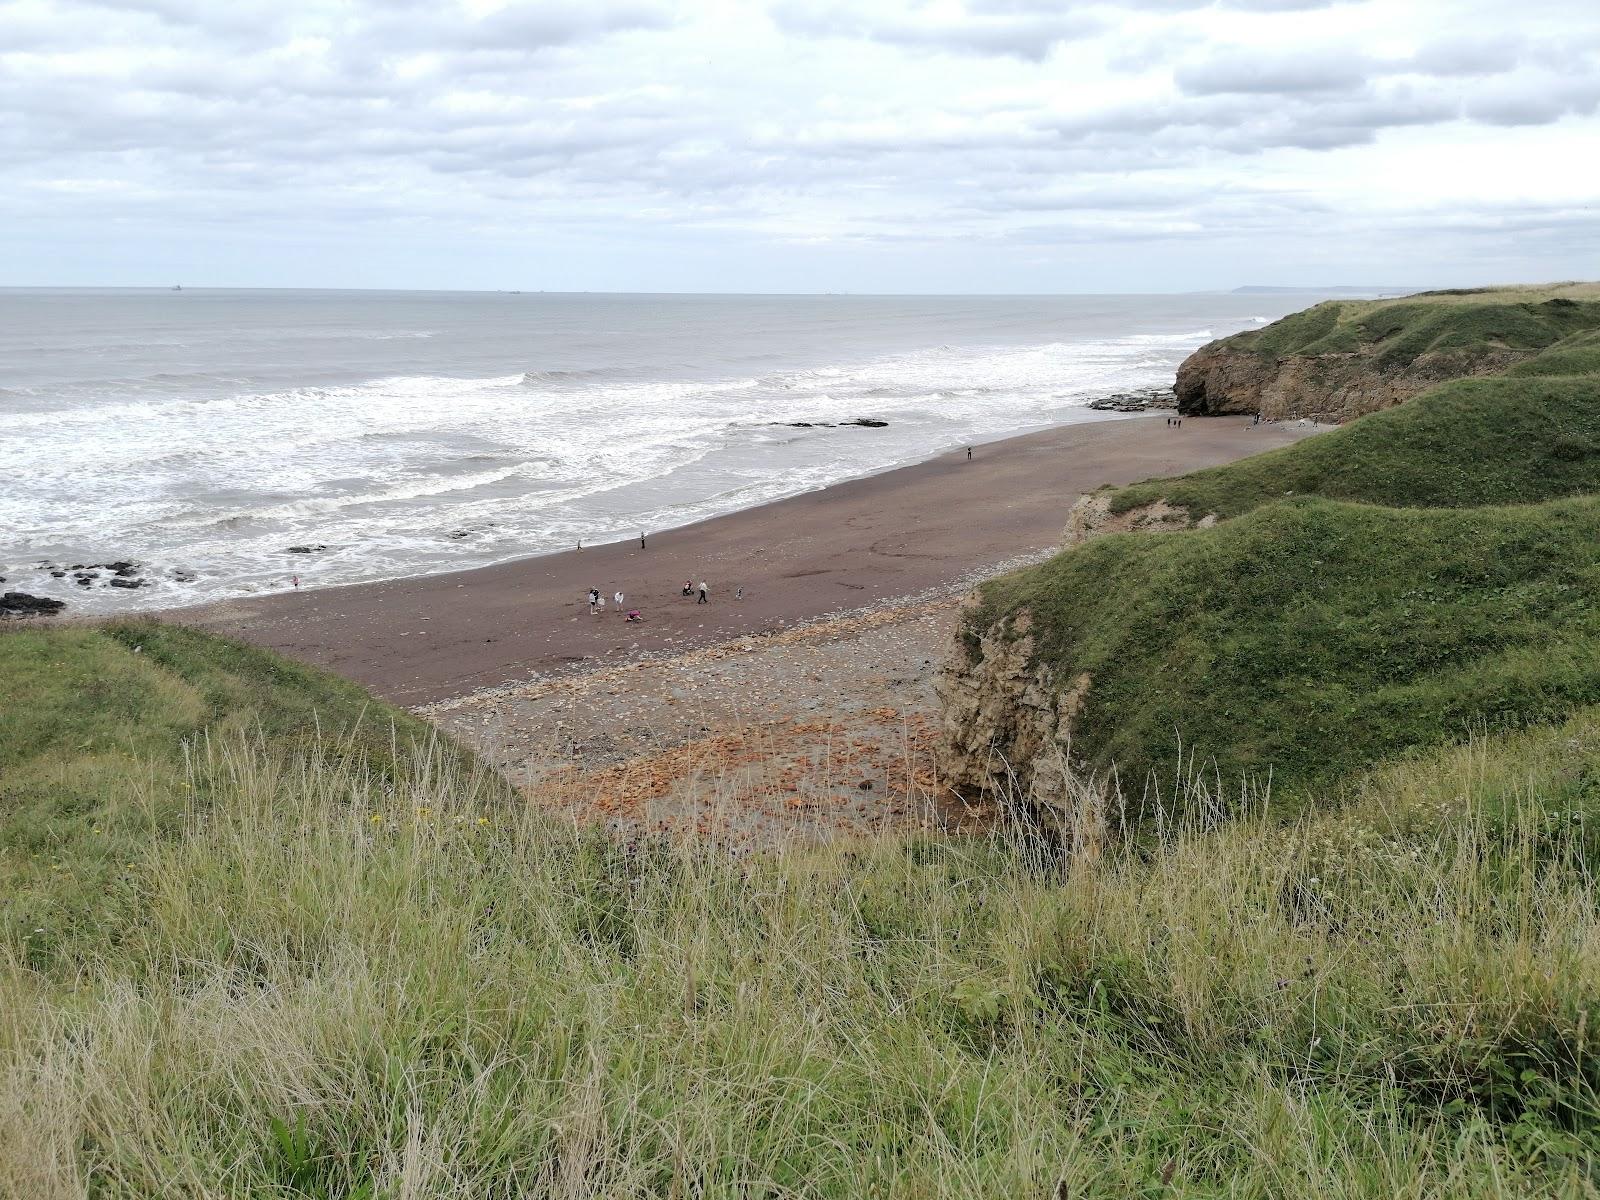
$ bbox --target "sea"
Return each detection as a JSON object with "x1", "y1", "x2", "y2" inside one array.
[{"x1": 1, "y1": 289, "x2": 1321, "y2": 613}]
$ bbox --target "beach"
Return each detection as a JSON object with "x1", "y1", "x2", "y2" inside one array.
[{"x1": 182, "y1": 414, "x2": 1316, "y2": 707}]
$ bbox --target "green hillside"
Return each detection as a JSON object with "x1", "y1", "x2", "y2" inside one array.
[
  {"x1": 1114, "y1": 314, "x2": 1600, "y2": 523},
  {"x1": 966, "y1": 495, "x2": 1600, "y2": 797},
  {"x1": 1221, "y1": 284, "x2": 1600, "y2": 367},
  {"x1": 957, "y1": 287, "x2": 1600, "y2": 803},
  {"x1": 1, "y1": 620, "x2": 493, "y2": 966},
  {"x1": 7, "y1": 650, "x2": 1600, "y2": 1195}
]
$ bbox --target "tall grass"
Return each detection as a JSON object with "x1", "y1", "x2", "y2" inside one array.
[{"x1": 6, "y1": 713, "x2": 1600, "y2": 1197}]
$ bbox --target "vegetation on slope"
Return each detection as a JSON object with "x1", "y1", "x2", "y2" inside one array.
[
  {"x1": 7, "y1": 709, "x2": 1600, "y2": 1195},
  {"x1": 1, "y1": 621, "x2": 489, "y2": 966},
  {"x1": 1220, "y1": 284, "x2": 1600, "y2": 367},
  {"x1": 969, "y1": 495, "x2": 1600, "y2": 797},
  {"x1": 1112, "y1": 374, "x2": 1600, "y2": 520}
]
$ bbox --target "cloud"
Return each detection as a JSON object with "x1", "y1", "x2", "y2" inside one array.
[
  {"x1": 0, "y1": 0, "x2": 1596, "y2": 289},
  {"x1": 769, "y1": 1, "x2": 1101, "y2": 61},
  {"x1": 1175, "y1": 49, "x2": 1373, "y2": 96}
]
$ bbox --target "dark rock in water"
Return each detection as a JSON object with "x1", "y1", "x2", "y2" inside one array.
[
  {"x1": 170, "y1": 569, "x2": 198, "y2": 582},
  {"x1": 108, "y1": 577, "x2": 149, "y2": 589},
  {"x1": 447, "y1": 530, "x2": 470, "y2": 540},
  {"x1": 74, "y1": 573, "x2": 96, "y2": 587},
  {"x1": 50, "y1": 569, "x2": 66, "y2": 578},
  {"x1": 285, "y1": 544, "x2": 327, "y2": 554},
  {"x1": 1, "y1": 592, "x2": 66, "y2": 616},
  {"x1": 102, "y1": 560, "x2": 139, "y2": 577},
  {"x1": 844, "y1": 418, "x2": 889, "y2": 428},
  {"x1": 1086, "y1": 388, "x2": 1174, "y2": 413}
]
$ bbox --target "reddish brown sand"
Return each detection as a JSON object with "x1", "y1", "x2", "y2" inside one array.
[{"x1": 179, "y1": 415, "x2": 1316, "y2": 705}]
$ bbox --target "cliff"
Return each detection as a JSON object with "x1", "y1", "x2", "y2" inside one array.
[
  {"x1": 1174, "y1": 283, "x2": 1600, "y2": 421},
  {"x1": 938, "y1": 286, "x2": 1600, "y2": 818}
]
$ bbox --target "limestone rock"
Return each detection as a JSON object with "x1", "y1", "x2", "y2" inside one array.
[
  {"x1": 933, "y1": 603, "x2": 1091, "y2": 815},
  {"x1": 1061, "y1": 493, "x2": 1215, "y2": 548},
  {"x1": 1174, "y1": 341, "x2": 1529, "y2": 422}
]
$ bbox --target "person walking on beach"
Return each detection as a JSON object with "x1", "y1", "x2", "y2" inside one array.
[
  {"x1": 966, "y1": 446, "x2": 972, "y2": 461},
  {"x1": 697, "y1": 580, "x2": 709, "y2": 604},
  {"x1": 614, "y1": 590, "x2": 624, "y2": 611},
  {"x1": 291, "y1": 574, "x2": 299, "y2": 590},
  {"x1": 735, "y1": 586, "x2": 744, "y2": 601},
  {"x1": 587, "y1": 588, "x2": 599, "y2": 615},
  {"x1": 639, "y1": 531, "x2": 647, "y2": 550}
]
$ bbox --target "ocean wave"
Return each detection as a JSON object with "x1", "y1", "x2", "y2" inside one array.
[
  {"x1": 520, "y1": 367, "x2": 624, "y2": 385},
  {"x1": 9, "y1": 305, "x2": 1252, "y2": 613}
]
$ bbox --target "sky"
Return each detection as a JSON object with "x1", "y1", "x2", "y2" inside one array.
[{"x1": 2, "y1": 0, "x2": 1597, "y2": 292}]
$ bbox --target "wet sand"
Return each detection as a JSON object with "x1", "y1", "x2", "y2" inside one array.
[{"x1": 179, "y1": 415, "x2": 1318, "y2": 705}]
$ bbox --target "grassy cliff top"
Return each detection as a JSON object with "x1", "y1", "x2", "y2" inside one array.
[
  {"x1": 971, "y1": 494, "x2": 1600, "y2": 798},
  {"x1": 1113, "y1": 326, "x2": 1600, "y2": 520},
  {"x1": 1216, "y1": 283, "x2": 1600, "y2": 368}
]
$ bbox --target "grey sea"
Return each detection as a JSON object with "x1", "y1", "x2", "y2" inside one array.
[{"x1": 1, "y1": 289, "x2": 1319, "y2": 611}]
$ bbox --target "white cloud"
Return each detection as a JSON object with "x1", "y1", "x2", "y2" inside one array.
[{"x1": 0, "y1": 0, "x2": 1596, "y2": 289}]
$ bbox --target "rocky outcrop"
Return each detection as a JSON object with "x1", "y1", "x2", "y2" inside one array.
[
  {"x1": 934, "y1": 605, "x2": 1091, "y2": 813},
  {"x1": 1175, "y1": 343, "x2": 1529, "y2": 422},
  {"x1": 1061, "y1": 492, "x2": 1216, "y2": 548},
  {"x1": 1, "y1": 592, "x2": 66, "y2": 617}
]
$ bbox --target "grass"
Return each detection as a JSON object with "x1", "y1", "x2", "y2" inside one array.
[
  {"x1": 1223, "y1": 286, "x2": 1600, "y2": 367},
  {"x1": 965, "y1": 495, "x2": 1600, "y2": 798},
  {"x1": 1111, "y1": 373, "x2": 1600, "y2": 520},
  {"x1": 7, "y1": 698, "x2": 1600, "y2": 1195},
  {"x1": 0, "y1": 620, "x2": 495, "y2": 970}
]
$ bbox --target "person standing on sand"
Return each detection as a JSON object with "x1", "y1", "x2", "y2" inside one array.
[
  {"x1": 587, "y1": 588, "x2": 598, "y2": 615},
  {"x1": 736, "y1": 586, "x2": 744, "y2": 600},
  {"x1": 614, "y1": 590, "x2": 624, "y2": 611},
  {"x1": 697, "y1": 580, "x2": 709, "y2": 604},
  {"x1": 639, "y1": 532, "x2": 647, "y2": 550},
  {"x1": 966, "y1": 446, "x2": 972, "y2": 461}
]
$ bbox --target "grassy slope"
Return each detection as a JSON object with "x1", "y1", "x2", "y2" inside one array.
[
  {"x1": 971, "y1": 496, "x2": 1600, "y2": 797},
  {"x1": 968, "y1": 290, "x2": 1600, "y2": 802},
  {"x1": 6, "y1": 707, "x2": 1600, "y2": 1195},
  {"x1": 1, "y1": 620, "x2": 488, "y2": 964},
  {"x1": 1116, "y1": 330, "x2": 1600, "y2": 520},
  {"x1": 1215, "y1": 284, "x2": 1600, "y2": 366},
  {"x1": 1114, "y1": 373, "x2": 1600, "y2": 519}
]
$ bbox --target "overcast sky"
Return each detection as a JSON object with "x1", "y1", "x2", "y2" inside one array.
[{"x1": 3, "y1": 0, "x2": 1597, "y2": 292}]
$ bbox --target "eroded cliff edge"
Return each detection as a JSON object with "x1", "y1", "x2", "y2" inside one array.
[
  {"x1": 1174, "y1": 285, "x2": 1600, "y2": 422},
  {"x1": 935, "y1": 283, "x2": 1600, "y2": 818}
]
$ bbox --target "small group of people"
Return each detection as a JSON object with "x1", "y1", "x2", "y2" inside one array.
[
  {"x1": 1166, "y1": 415, "x2": 1184, "y2": 427},
  {"x1": 587, "y1": 587, "x2": 642, "y2": 621},
  {"x1": 583, "y1": 575, "x2": 742, "y2": 620}
]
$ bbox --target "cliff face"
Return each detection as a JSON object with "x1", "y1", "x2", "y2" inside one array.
[
  {"x1": 1174, "y1": 343, "x2": 1528, "y2": 421},
  {"x1": 1061, "y1": 492, "x2": 1214, "y2": 548},
  {"x1": 933, "y1": 606, "x2": 1090, "y2": 815},
  {"x1": 1173, "y1": 287, "x2": 1600, "y2": 421}
]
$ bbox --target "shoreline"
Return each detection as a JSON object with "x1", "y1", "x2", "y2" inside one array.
[{"x1": 174, "y1": 414, "x2": 1319, "y2": 705}]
